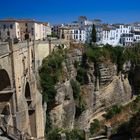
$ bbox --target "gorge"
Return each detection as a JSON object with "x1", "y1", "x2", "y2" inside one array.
[{"x1": 39, "y1": 43, "x2": 140, "y2": 140}]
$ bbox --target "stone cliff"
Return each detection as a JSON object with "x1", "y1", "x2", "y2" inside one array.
[{"x1": 48, "y1": 48, "x2": 132, "y2": 130}]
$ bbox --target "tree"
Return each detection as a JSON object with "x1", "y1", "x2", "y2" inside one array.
[
  {"x1": 90, "y1": 119, "x2": 100, "y2": 135},
  {"x1": 91, "y1": 24, "x2": 97, "y2": 43}
]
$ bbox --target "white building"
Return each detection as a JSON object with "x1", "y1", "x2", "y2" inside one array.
[
  {"x1": 131, "y1": 23, "x2": 140, "y2": 43},
  {"x1": 43, "y1": 23, "x2": 51, "y2": 37},
  {"x1": 71, "y1": 28, "x2": 86, "y2": 43},
  {"x1": 0, "y1": 19, "x2": 20, "y2": 42},
  {"x1": 0, "y1": 19, "x2": 51, "y2": 42},
  {"x1": 84, "y1": 25, "x2": 93, "y2": 43},
  {"x1": 134, "y1": 32, "x2": 140, "y2": 43},
  {"x1": 78, "y1": 16, "x2": 103, "y2": 43},
  {"x1": 78, "y1": 16, "x2": 93, "y2": 27},
  {"x1": 101, "y1": 24, "x2": 132, "y2": 46},
  {"x1": 120, "y1": 33, "x2": 134, "y2": 46}
]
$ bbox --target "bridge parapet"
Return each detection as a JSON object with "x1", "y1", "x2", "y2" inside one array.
[{"x1": 0, "y1": 42, "x2": 10, "y2": 56}]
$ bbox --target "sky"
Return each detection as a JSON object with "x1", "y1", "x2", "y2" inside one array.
[{"x1": 0, "y1": 0, "x2": 140, "y2": 24}]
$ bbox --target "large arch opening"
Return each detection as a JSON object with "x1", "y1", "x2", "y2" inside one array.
[
  {"x1": 25, "y1": 82, "x2": 36, "y2": 137},
  {"x1": 0, "y1": 69, "x2": 11, "y2": 91},
  {"x1": 0, "y1": 69, "x2": 12, "y2": 124}
]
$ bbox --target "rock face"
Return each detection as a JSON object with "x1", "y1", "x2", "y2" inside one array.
[
  {"x1": 75, "y1": 62, "x2": 132, "y2": 129},
  {"x1": 50, "y1": 81, "x2": 75, "y2": 129},
  {"x1": 49, "y1": 49, "x2": 132, "y2": 130}
]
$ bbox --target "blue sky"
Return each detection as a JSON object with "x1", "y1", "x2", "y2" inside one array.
[{"x1": 0, "y1": 0, "x2": 140, "y2": 24}]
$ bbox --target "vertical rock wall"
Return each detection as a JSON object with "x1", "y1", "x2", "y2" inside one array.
[{"x1": 49, "y1": 49, "x2": 132, "y2": 130}]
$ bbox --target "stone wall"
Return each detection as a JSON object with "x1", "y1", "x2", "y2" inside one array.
[
  {"x1": 0, "y1": 41, "x2": 45, "y2": 139},
  {"x1": 50, "y1": 80, "x2": 75, "y2": 129}
]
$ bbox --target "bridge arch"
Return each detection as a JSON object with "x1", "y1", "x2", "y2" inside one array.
[
  {"x1": 0, "y1": 69, "x2": 11, "y2": 91},
  {"x1": 0, "y1": 69, "x2": 12, "y2": 125}
]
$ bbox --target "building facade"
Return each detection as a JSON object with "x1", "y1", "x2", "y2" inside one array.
[
  {"x1": 59, "y1": 25, "x2": 86, "y2": 43},
  {"x1": 52, "y1": 17, "x2": 140, "y2": 46},
  {"x1": 51, "y1": 24, "x2": 63, "y2": 38},
  {"x1": 0, "y1": 19, "x2": 51, "y2": 42},
  {"x1": 101, "y1": 24, "x2": 133, "y2": 46}
]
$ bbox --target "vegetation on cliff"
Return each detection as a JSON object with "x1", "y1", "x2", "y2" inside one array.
[
  {"x1": 104, "y1": 96, "x2": 140, "y2": 137},
  {"x1": 39, "y1": 48, "x2": 65, "y2": 135},
  {"x1": 66, "y1": 129, "x2": 84, "y2": 140},
  {"x1": 39, "y1": 43, "x2": 140, "y2": 139},
  {"x1": 70, "y1": 79, "x2": 86, "y2": 117},
  {"x1": 85, "y1": 43, "x2": 140, "y2": 73},
  {"x1": 105, "y1": 105, "x2": 122, "y2": 120},
  {"x1": 91, "y1": 24, "x2": 97, "y2": 43},
  {"x1": 39, "y1": 50, "x2": 64, "y2": 104},
  {"x1": 47, "y1": 128, "x2": 85, "y2": 140},
  {"x1": 85, "y1": 44, "x2": 124, "y2": 73},
  {"x1": 90, "y1": 119, "x2": 101, "y2": 135}
]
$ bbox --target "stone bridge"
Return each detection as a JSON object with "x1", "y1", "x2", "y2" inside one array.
[{"x1": 0, "y1": 41, "x2": 45, "y2": 139}]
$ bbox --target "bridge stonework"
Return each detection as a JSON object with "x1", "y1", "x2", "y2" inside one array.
[{"x1": 0, "y1": 41, "x2": 45, "y2": 140}]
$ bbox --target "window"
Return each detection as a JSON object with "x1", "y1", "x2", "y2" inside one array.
[
  {"x1": 10, "y1": 24, "x2": 13, "y2": 29},
  {"x1": 25, "y1": 23, "x2": 28, "y2": 27},
  {"x1": 3, "y1": 25, "x2": 6, "y2": 29},
  {"x1": 32, "y1": 31, "x2": 34, "y2": 35},
  {"x1": 7, "y1": 31, "x2": 10, "y2": 36}
]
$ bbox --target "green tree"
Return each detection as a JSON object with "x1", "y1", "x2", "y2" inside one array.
[
  {"x1": 105, "y1": 105, "x2": 122, "y2": 120},
  {"x1": 47, "y1": 128, "x2": 61, "y2": 140},
  {"x1": 70, "y1": 79, "x2": 80, "y2": 100},
  {"x1": 90, "y1": 119, "x2": 100, "y2": 135},
  {"x1": 66, "y1": 129, "x2": 84, "y2": 140},
  {"x1": 91, "y1": 24, "x2": 97, "y2": 43}
]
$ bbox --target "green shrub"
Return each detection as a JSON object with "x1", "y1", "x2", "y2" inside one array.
[
  {"x1": 76, "y1": 67, "x2": 88, "y2": 85},
  {"x1": 75, "y1": 96, "x2": 86, "y2": 118},
  {"x1": 39, "y1": 51, "x2": 64, "y2": 104},
  {"x1": 74, "y1": 60, "x2": 80, "y2": 69},
  {"x1": 70, "y1": 79, "x2": 86, "y2": 117},
  {"x1": 45, "y1": 113, "x2": 52, "y2": 133},
  {"x1": 39, "y1": 51, "x2": 64, "y2": 135},
  {"x1": 70, "y1": 79, "x2": 80, "y2": 100},
  {"x1": 85, "y1": 45, "x2": 126, "y2": 73},
  {"x1": 66, "y1": 129, "x2": 84, "y2": 140},
  {"x1": 47, "y1": 128, "x2": 61, "y2": 140},
  {"x1": 105, "y1": 105, "x2": 122, "y2": 120},
  {"x1": 89, "y1": 119, "x2": 100, "y2": 135}
]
